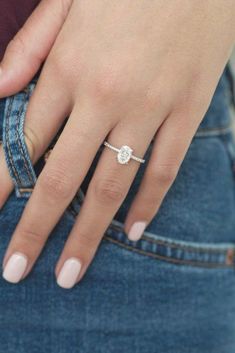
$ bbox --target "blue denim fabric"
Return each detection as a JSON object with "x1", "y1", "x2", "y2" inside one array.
[{"x1": 0, "y1": 65, "x2": 235, "y2": 353}]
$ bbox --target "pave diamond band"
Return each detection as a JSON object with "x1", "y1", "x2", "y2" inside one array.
[{"x1": 103, "y1": 141, "x2": 145, "y2": 165}]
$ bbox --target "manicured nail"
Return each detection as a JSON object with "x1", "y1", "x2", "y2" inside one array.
[
  {"x1": 57, "y1": 258, "x2": 82, "y2": 289},
  {"x1": 128, "y1": 221, "x2": 147, "y2": 241},
  {"x1": 3, "y1": 252, "x2": 28, "y2": 283}
]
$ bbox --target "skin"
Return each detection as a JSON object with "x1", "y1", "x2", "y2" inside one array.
[{"x1": 0, "y1": 0, "x2": 235, "y2": 288}]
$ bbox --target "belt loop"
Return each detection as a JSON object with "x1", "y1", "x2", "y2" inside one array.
[{"x1": 2, "y1": 82, "x2": 37, "y2": 198}]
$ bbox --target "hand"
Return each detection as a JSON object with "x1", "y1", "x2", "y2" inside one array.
[{"x1": 0, "y1": 0, "x2": 234, "y2": 288}]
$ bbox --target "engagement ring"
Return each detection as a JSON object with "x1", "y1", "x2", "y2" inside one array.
[{"x1": 103, "y1": 141, "x2": 145, "y2": 165}]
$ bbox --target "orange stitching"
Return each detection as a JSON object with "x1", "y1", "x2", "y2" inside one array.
[
  {"x1": 18, "y1": 187, "x2": 34, "y2": 192},
  {"x1": 104, "y1": 236, "x2": 234, "y2": 269},
  {"x1": 109, "y1": 223, "x2": 232, "y2": 255},
  {"x1": 226, "y1": 248, "x2": 235, "y2": 266}
]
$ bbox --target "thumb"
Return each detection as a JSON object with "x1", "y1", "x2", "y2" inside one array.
[{"x1": 0, "y1": 0, "x2": 73, "y2": 97}]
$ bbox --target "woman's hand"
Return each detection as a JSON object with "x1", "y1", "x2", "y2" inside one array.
[{"x1": 0, "y1": 0, "x2": 234, "y2": 288}]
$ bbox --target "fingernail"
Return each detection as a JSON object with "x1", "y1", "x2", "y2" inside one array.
[
  {"x1": 3, "y1": 252, "x2": 28, "y2": 283},
  {"x1": 57, "y1": 258, "x2": 82, "y2": 289},
  {"x1": 128, "y1": 221, "x2": 146, "y2": 241}
]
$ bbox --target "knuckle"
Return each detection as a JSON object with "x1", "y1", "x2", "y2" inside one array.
[
  {"x1": 79, "y1": 230, "x2": 99, "y2": 248},
  {"x1": 89, "y1": 66, "x2": 129, "y2": 104},
  {"x1": 17, "y1": 227, "x2": 45, "y2": 247},
  {"x1": 138, "y1": 191, "x2": 160, "y2": 211},
  {"x1": 154, "y1": 164, "x2": 179, "y2": 185},
  {"x1": 47, "y1": 51, "x2": 83, "y2": 86},
  {"x1": 178, "y1": 83, "x2": 209, "y2": 114},
  {"x1": 144, "y1": 87, "x2": 165, "y2": 112},
  {"x1": 92, "y1": 178, "x2": 126, "y2": 204},
  {"x1": 38, "y1": 168, "x2": 74, "y2": 200}
]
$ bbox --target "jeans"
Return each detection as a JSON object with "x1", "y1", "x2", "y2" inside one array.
[{"x1": 0, "y1": 64, "x2": 235, "y2": 353}]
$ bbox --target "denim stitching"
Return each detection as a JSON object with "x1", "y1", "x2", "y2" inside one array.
[
  {"x1": 15, "y1": 87, "x2": 35, "y2": 185},
  {"x1": 109, "y1": 222, "x2": 234, "y2": 254},
  {"x1": 195, "y1": 124, "x2": 233, "y2": 137},
  {"x1": 104, "y1": 236, "x2": 234, "y2": 269},
  {"x1": 4, "y1": 89, "x2": 36, "y2": 191},
  {"x1": 5, "y1": 96, "x2": 22, "y2": 186},
  {"x1": 18, "y1": 187, "x2": 34, "y2": 192},
  {"x1": 141, "y1": 234, "x2": 230, "y2": 254}
]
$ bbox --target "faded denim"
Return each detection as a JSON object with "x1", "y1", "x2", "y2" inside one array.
[{"x1": 0, "y1": 64, "x2": 235, "y2": 353}]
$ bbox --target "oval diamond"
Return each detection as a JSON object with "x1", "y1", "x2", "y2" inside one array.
[{"x1": 117, "y1": 145, "x2": 133, "y2": 164}]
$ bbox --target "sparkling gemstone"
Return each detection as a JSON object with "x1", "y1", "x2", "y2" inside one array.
[{"x1": 117, "y1": 145, "x2": 133, "y2": 164}]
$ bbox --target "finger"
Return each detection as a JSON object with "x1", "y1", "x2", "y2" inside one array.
[
  {"x1": 0, "y1": 144, "x2": 13, "y2": 207},
  {"x1": 55, "y1": 119, "x2": 156, "y2": 289},
  {"x1": 0, "y1": 58, "x2": 73, "y2": 209},
  {"x1": 0, "y1": 0, "x2": 72, "y2": 97},
  {"x1": 124, "y1": 113, "x2": 200, "y2": 241},
  {"x1": 2, "y1": 103, "x2": 112, "y2": 283}
]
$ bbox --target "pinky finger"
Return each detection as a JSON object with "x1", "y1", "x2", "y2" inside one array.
[{"x1": 124, "y1": 113, "x2": 199, "y2": 241}]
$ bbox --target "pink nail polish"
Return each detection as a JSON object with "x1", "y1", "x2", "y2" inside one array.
[
  {"x1": 3, "y1": 252, "x2": 28, "y2": 283},
  {"x1": 128, "y1": 221, "x2": 146, "y2": 241},
  {"x1": 57, "y1": 258, "x2": 82, "y2": 289}
]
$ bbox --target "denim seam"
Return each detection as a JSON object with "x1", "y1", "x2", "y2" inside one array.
[
  {"x1": 4, "y1": 86, "x2": 37, "y2": 196},
  {"x1": 195, "y1": 124, "x2": 233, "y2": 137},
  {"x1": 109, "y1": 222, "x2": 234, "y2": 254},
  {"x1": 140, "y1": 234, "x2": 232, "y2": 254},
  {"x1": 15, "y1": 88, "x2": 35, "y2": 186},
  {"x1": 104, "y1": 236, "x2": 234, "y2": 269},
  {"x1": 5, "y1": 96, "x2": 22, "y2": 186}
]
